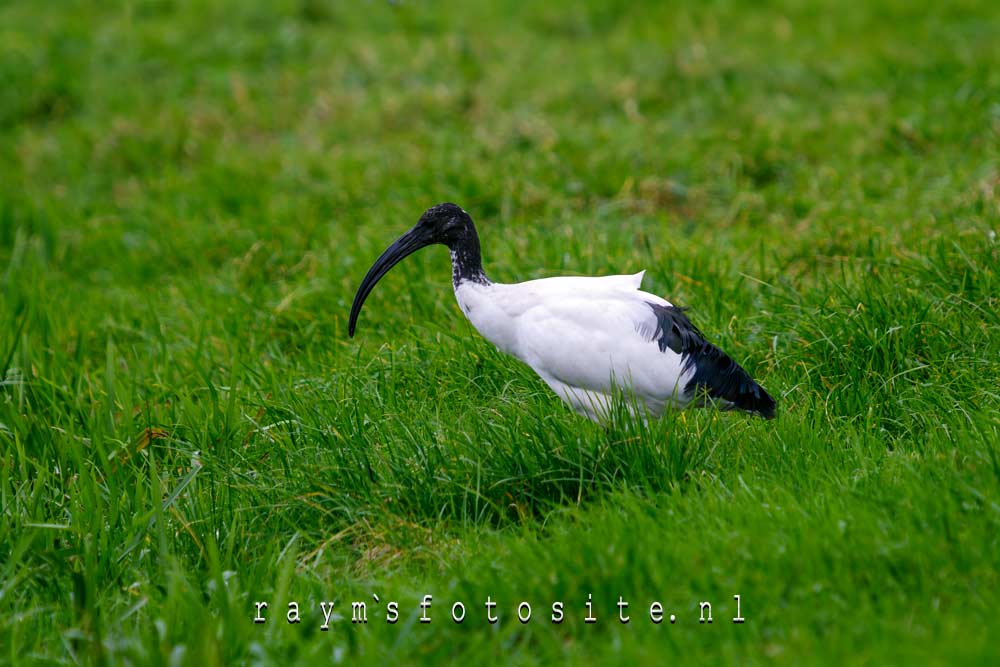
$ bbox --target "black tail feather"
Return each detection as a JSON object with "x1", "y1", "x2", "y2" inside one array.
[
  {"x1": 685, "y1": 343, "x2": 776, "y2": 419},
  {"x1": 648, "y1": 303, "x2": 776, "y2": 419}
]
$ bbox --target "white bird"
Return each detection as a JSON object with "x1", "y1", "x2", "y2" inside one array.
[{"x1": 348, "y1": 203, "x2": 775, "y2": 421}]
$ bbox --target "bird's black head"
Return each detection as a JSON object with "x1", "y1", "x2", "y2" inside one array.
[
  {"x1": 413, "y1": 202, "x2": 476, "y2": 249},
  {"x1": 348, "y1": 203, "x2": 485, "y2": 337}
]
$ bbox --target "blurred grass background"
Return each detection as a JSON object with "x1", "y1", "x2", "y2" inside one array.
[{"x1": 1, "y1": 0, "x2": 999, "y2": 664}]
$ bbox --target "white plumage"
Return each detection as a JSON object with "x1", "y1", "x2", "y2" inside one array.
[
  {"x1": 349, "y1": 203, "x2": 775, "y2": 421},
  {"x1": 454, "y1": 272, "x2": 693, "y2": 420}
]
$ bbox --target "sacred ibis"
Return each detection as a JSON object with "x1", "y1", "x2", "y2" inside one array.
[{"x1": 348, "y1": 203, "x2": 776, "y2": 421}]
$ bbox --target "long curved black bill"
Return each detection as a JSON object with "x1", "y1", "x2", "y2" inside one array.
[{"x1": 348, "y1": 228, "x2": 428, "y2": 337}]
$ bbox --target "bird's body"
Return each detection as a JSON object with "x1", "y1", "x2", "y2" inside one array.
[
  {"x1": 349, "y1": 203, "x2": 775, "y2": 421},
  {"x1": 455, "y1": 273, "x2": 690, "y2": 419}
]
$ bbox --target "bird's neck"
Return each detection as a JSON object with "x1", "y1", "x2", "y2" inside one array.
[{"x1": 448, "y1": 231, "x2": 490, "y2": 288}]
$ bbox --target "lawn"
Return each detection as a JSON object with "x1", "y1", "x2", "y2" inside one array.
[{"x1": 2, "y1": 0, "x2": 999, "y2": 664}]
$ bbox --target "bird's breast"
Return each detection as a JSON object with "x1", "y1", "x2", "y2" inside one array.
[{"x1": 453, "y1": 281, "x2": 522, "y2": 357}]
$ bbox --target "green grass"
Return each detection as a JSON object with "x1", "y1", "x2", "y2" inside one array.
[{"x1": 2, "y1": 0, "x2": 999, "y2": 664}]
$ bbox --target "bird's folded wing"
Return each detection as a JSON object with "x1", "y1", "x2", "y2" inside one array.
[{"x1": 512, "y1": 293, "x2": 689, "y2": 399}]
